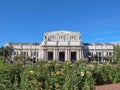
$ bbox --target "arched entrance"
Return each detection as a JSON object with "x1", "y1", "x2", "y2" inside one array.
[
  {"x1": 59, "y1": 52, "x2": 65, "y2": 61},
  {"x1": 48, "y1": 52, "x2": 53, "y2": 60},
  {"x1": 71, "y1": 52, "x2": 76, "y2": 61}
]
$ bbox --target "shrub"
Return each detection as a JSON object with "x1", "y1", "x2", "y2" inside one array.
[
  {"x1": 0, "y1": 61, "x2": 23, "y2": 89},
  {"x1": 1, "y1": 60, "x2": 120, "y2": 90}
]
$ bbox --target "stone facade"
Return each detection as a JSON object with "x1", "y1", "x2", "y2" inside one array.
[{"x1": 5, "y1": 30, "x2": 114, "y2": 61}]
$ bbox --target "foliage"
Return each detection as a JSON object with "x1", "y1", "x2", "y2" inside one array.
[
  {"x1": 114, "y1": 44, "x2": 120, "y2": 64},
  {"x1": 0, "y1": 61, "x2": 23, "y2": 90},
  {"x1": 0, "y1": 60, "x2": 120, "y2": 90},
  {"x1": 0, "y1": 46, "x2": 13, "y2": 63}
]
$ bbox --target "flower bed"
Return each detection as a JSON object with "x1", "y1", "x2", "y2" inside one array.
[{"x1": 0, "y1": 61, "x2": 120, "y2": 90}]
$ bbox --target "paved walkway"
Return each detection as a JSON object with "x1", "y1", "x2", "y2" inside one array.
[{"x1": 95, "y1": 83, "x2": 120, "y2": 90}]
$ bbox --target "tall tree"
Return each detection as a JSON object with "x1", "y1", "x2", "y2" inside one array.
[
  {"x1": 0, "y1": 46, "x2": 13, "y2": 63},
  {"x1": 114, "y1": 44, "x2": 120, "y2": 64},
  {"x1": 0, "y1": 47, "x2": 4, "y2": 61},
  {"x1": 13, "y1": 53, "x2": 32, "y2": 66}
]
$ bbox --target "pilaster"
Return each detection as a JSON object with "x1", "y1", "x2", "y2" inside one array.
[
  {"x1": 53, "y1": 49, "x2": 56, "y2": 60},
  {"x1": 67, "y1": 49, "x2": 70, "y2": 61},
  {"x1": 65, "y1": 49, "x2": 68, "y2": 61},
  {"x1": 77, "y1": 49, "x2": 80, "y2": 61}
]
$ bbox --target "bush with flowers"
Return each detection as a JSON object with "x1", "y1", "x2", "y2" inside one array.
[
  {"x1": 0, "y1": 60, "x2": 120, "y2": 90},
  {"x1": 0, "y1": 61, "x2": 23, "y2": 90}
]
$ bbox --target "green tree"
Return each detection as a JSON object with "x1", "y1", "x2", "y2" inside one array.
[
  {"x1": 0, "y1": 46, "x2": 13, "y2": 63},
  {"x1": 114, "y1": 44, "x2": 120, "y2": 64},
  {"x1": 13, "y1": 53, "x2": 32, "y2": 66}
]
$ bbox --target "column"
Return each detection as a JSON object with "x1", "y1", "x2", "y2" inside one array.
[
  {"x1": 41, "y1": 48, "x2": 44, "y2": 60},
  {"x1": 81, "y1": 49, "x2": 84, "y2": 59},
  {"x1": 67, "y1": 49, "x2": 70, "y2": 61},
  {"x1": 77, "y1": 49, "x2": 80, "y2": 61},
  {"x1": 18, "y1": 50, "x2": 21, "y2": 55},
  {"x1": 28, "y1": 44, "x2": 31, "y2": 57},
  {"x1": 38, "y1": 45, "x2": 41, "y2": 60},
  {"x1": 69, "y1": 49, "x2": 71, "y2": 61},
  {"x1": 56, "y1": 49, "x2": 58, "y2": 61},
  {"x1": 65, "y1": 49, "x2": 68, "y2": 61},
  {"x1": 93, "y1": 44, "x2": 96, "y2": 55},
  {"x1": 44, "y1": 49, "x2": 47, "y2": 61},
  {"x1": 104, "y1": 44, "x2": 107, "y2": 56},
  {"x1": 112, "y1": 51, "x2": 113, "y2": 56},
  {"x1": 79, "y1": 49, "x2": 81, "y2": 59},
  {"x1": 53, "y1": 49, "x2": 56, "y2": 60},
  {"x1": 28, "y1": 49, "x2": 31, "y2": 57},
  {"x1": 38, "y1": 49, "x2": 41, "y2": 60}
]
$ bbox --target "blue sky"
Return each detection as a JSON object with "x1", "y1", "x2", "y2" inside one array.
[{"x1": 0, "y1": 0, "x2": 120, "y2": 46}]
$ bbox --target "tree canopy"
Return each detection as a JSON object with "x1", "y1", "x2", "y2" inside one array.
[
  {"x1": 114, "y1": 44, "x2": 120, "y2": 64},
  {"x1": 0, "y1": 46, "x2": 13, "y2": 63}
]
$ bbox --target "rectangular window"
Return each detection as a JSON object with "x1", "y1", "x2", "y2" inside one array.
[
  {"x1": 99, "y1": 52, "x2": 101, "y2": 57},
  {"x1": 34, "y1": 52, "x2": 36, "y2": 56},
  {"x1": 96, "y1": 52, "x2": 98, "y2": 56},
  {"x1": 109, "y1": 52, "x2": 112, "y2": 56},
  {"x1": 14, "y1": 52, "x2": 16, "y2": 55}
]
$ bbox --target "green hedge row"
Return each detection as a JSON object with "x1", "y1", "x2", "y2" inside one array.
[{"x1": 0, "y1": 61, "x2": 120, "y2": 90}]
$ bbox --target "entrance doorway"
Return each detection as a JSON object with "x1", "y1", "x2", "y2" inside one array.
[
  {"x1": 59, "y1": 52, "x2": 65, "y2": 61},
  {"x1": 71, "y1": 52, "x2": 76, "y2": 61},
  {"x1": 48, "y1": 52, "x2": 53, "y2": 60}
]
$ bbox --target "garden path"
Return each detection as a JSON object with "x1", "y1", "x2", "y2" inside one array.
[{"x1": 95, "y1": 83, "x2": 120, "y2": 90}]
